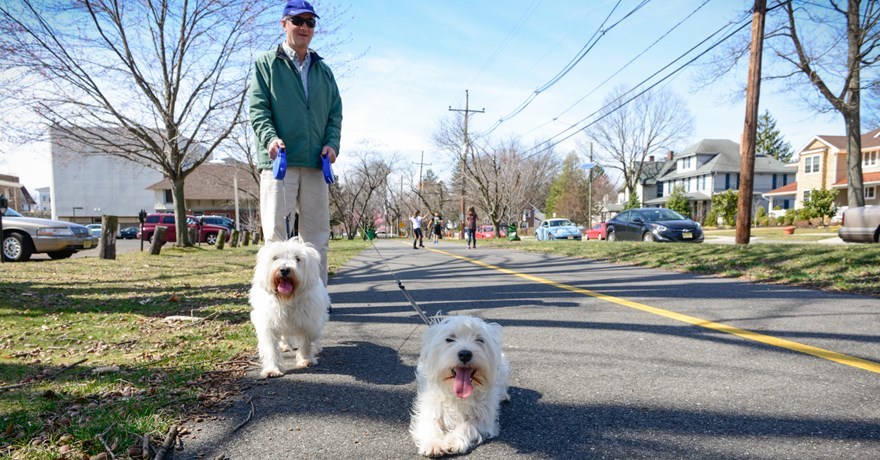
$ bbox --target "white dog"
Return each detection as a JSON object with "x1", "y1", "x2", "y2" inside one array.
[
  {"x1": 410, "y1": 315, "x2": 511, "y2": 457},
  {"x1": 248, "y1": 238, "x2": 329, "y2": 378}
]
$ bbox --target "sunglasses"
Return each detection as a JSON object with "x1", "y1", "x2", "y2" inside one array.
[{"x1": 286, "y1": 16, "x2": 316, "y2": 28}]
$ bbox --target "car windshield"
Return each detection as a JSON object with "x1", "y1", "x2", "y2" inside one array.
[
  {"x1": 3, "y1": 208, "x2": 23, "y2": 217},
  {"x1": 641, "y1": 209, "x2": 686, "y2": 222},
  {"x1": 550, "y1": 220, "x2": 573, "y2": 227}
]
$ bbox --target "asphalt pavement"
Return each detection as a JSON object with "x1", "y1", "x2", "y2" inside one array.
[{"x1": 171, "y1": 239, "x2": 879, "y2": 460}]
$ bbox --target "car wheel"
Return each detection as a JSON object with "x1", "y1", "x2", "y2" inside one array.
[
  {"x1": 48, "y1": 250, "x2": 75, "y2": 260},
  {"x1": 642, "y1": 231, "x2": 655, "y2": 242},
  {"x1": 205, "y1": 233, "x2": 218, "y2": 245},
  {"x1": 607, "y1": 230, "x2": 616, "y2": 242},
  {"x1": 2, "y1": 232, "x2": 33, "y2": 262}
]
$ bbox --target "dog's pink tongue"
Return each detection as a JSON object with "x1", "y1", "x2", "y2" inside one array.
[
  {"x1": 454, "y1": 367, "x2": 473, "y2": 399},
  {"x1": 277, "y1": 279, "x2": 293, "y2": 294}
]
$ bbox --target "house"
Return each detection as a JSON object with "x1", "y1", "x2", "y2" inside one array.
[
  {"x1": 763, "y1": 127, "x2": 880, "y2": 215},
  {"x1": 145, "y1": 160, "x2": 259, "y2": 230},
  {"x1": 637, "y1": 139, "x2": 794, "y2": 222},
  {"x1": 0, "y1": 174, "x2": 37, "y2": 212}
]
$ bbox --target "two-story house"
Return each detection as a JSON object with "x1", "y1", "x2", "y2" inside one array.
[
  {"x1": 638, "y1": 139, "x2": 794, "y2": 222},
  {"x1": 763, "y1": 127, "x2": 880, "y2": 215}
]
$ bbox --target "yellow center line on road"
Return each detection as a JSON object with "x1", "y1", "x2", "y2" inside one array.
[{"x1": 429, "y1": 247, "x2": 880, "y2": 374}]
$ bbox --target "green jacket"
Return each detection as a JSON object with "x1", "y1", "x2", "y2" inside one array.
[{"x1": 249, "y1": 46, "x2": 342, "y2": 170}]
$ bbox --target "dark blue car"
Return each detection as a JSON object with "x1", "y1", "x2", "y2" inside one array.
[{"x1": 606, "y1": 208, "x2": 704, "y2": 243}]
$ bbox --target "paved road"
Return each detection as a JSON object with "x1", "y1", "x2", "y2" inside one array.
[{"x1": 176, "y1": 239, "x2": 879, "y2": 460}]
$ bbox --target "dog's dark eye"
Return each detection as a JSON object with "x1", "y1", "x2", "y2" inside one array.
[
  {"x1": 475, "y1": 337, "x2": 485, "y2": 344},
  {"x1": 295, "y1": 256, "x2": 301, "y2": 262},
  {"x1": 445, "y1": 337, "x2": 455, "y2": 343}
]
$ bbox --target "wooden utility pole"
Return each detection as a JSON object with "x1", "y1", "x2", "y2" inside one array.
[
  {"x1": 448, "y1": 90, "x2": 484, "y2": 239},
  {"x1": 735, "y1": 0, "x2": 766, "y2": 245},
  {"x1": 413, "y1": 151, "x2": 431, "y2": 191}
]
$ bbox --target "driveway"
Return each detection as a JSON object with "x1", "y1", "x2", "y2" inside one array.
[{"x1": 178, "y1": 240, "x2": 879, "y2": 459}]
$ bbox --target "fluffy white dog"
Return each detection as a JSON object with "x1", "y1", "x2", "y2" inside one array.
[
  {"x1": 410, "y1": 315, "x2": 511, "y2": 457},
  {"x1": 249, "y1": 238, "x2": 329, "y2": 378}
]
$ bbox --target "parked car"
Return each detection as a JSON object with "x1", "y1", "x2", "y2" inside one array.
[
  {"x1": 606, "y1": 208, "x2": 704, "y2": 243},
  {"x1": 85, "y1": 223, "x2": 102, "y2": 238},
  {"x1": 584, "y1": 222, "x2": 608, "y2": 240},
  {"x1": 838, "y1": 205, "x2": 880, "y2": 243},
  {"x1": 119, "y1": 226, "x2": 139, "y2": 239},
  {"x1": 196, "y1": 215, "x2": 235, "y2": 231},
  {"x1": 1, "y1": 208, "x2": 99, "y2": 262},
  {"x1": 535, "y1": 218, "x2": 582, "y2": 241},
  {"x1": 474, "y1": 224, "x2": 507, "y2": 239},
  {"x1": 136, "y1": 213, "x2": 230, "y2": 245}
]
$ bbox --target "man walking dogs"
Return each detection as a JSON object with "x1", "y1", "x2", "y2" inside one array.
[{"x1": 250, "y1": 0, "x2": 343, "y2": 286}]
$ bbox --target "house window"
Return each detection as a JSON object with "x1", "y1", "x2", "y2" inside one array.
[
  {"x1": 700, "y1": 175, "x2": 705, "y2": 190},
  {"x1": 867, "y1": 186, "x2": 877, "y2": 200},
  {"x1": 164, "y1": 189, "x2": 173, "y2": 204},
  {"x1": 783, "y1": 174, "x2": 789, "y2": 186},
  {"x1": 863, "y1": 151, "x2": 878, "y2": 166},
  {"x1": 725, "y1": 174, "x2": 730, "y2": 189},
  {"x1": 686, "y1": 177, "x2": 691, "y2": 192},
  {"x1": 772, "y1": 174, "x2": 777, "y2": 190},
  {"x1": 736, "y1": 174, "x2": 740, "y2": 189},
  {"x1": 657, "y1": 182, "x2": 664, "y2": 198},
  {"x1": 805, "y1": 155, "x2": 821, "y2": 173},
  {"x1": 782, "y1": 199, "x2": 790, "y2": 210},
  {"x1": 803, "y1": 190, "x2": 812, "y2": 202}
]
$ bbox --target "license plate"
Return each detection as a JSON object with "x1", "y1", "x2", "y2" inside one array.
[
  {"x1": 83, "y1": 240, "x2": 92, "y2": 248},
  {"x1": 682, "y1": 232, "x2": 692, "y2": 239}
]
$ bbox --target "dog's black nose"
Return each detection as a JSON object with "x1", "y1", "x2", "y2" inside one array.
[
  {"x1": 280, "y1": 267, "x2": 291, "y2": 277},
  {"x1": 458, "y1": 350, "x2": 472, "y2": 363}
]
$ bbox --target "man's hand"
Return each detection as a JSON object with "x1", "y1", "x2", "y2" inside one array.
[
  {"x1": 268, "y1": 138, "x2": 285, "y2": 160},
  {"x1": 322, "y1": 146, "x2": 337, "y2": 163}
]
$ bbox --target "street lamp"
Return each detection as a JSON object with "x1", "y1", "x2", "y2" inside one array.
[{"x1": 0, "y1": 194, "x2": 8, "y2": 263}]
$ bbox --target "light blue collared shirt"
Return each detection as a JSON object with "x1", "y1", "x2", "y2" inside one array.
[{"x1": 282, "y1": 42, "x2": 311, "y2": 98}]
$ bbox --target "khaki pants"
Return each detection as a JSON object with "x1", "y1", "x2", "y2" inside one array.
[{"x1": 260, "y1": 168, "x2": 330, "y2": 286}]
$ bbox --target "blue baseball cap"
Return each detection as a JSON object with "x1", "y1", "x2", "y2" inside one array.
[{"x1": 282, "y1": 0, "x2": 319, "y2": 19}]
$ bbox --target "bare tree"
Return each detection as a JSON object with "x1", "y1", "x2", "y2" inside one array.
[
  {"x1": 0, "y1": 0, "x2": 287, "y2": 245},
  {"x1": 703, "y1": 1, "x2": 880, "y2": 208},
  {"x1": 329, "y1": 150, "x2": 393, "y2": 240},
  {"x1": 584, "y1": 86, "x2": 694, "y2": 198}
]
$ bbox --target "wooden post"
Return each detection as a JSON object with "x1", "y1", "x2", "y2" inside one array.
[
  {"x1": 216, "y1": 229, "x2": 227, "y2": 250},
  {"x1": 98, "y1": 215, "x2": 117, "y2": 260},
  {"x1": 242, "y1": 230, "x2": 251, "y2": 246},
  {"x1": 230, "y1": 230, "x2": 240, "y2": 248},
  {"x1": 149, "y1": 226, "x2": 167, "y2": 255},
  {"x1": 252, "y1": 230, "x2": 261, "y2": 245},
  {"x1": 735, "y1": 0, "x2": 767, "y2": 245}
]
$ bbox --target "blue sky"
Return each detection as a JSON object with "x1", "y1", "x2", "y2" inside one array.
[
  {"x1": 1, "y1": 0, "x2": 847, "y2": 191},
  {"x1": 329, "y1": 0, "x2": 844, "y2": 179}
]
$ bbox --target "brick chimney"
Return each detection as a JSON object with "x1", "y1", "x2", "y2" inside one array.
[
  {"x1": 648, "y1": 155, "x2": 654, "y2": 162},
  {"x1": 667, "y1": 150, "x2": 674, "y2": 160}
]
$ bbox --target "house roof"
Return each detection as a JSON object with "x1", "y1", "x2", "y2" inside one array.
[
  {"x1": 657, "y1": 138, "x2": 791, "y2": 182},
  {"x1": 812, "y1": 127, "x2": 880, "y2": 151},
  {"x1": 831, "y1": 171, "x2": 880, "y2": 188},
  {"x1": 146, "y1": 161, "x2": 259, "y2": 200},
  {"x1": 763, "y1": 181, "x2": 798, "y2": 196}
]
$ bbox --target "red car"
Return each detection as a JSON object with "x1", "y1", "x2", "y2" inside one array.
[
  {"x1": 137, "y1": 213, "x2": 230, "y2": 245},
  {"x1": 474, "y1": 224, "x2": 507, "y2": 239},
  {"x1": 584, "y1": 222, "x2": 608, "y2": 240}
]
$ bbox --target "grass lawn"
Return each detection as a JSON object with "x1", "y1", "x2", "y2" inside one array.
[{"x1": 1, "y1": 232, "x2": 877, "y2": 458}]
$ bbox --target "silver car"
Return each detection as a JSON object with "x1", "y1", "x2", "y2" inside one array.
[
  {"x1": 838, "y1": 206, "x2": 880, "y2": 243},
  {"x1": 1, "y1": 209, "x2": 99, "y2": 261},
  {"x1": 535, "y1": 218, "x2": 583, "y2": 241}
]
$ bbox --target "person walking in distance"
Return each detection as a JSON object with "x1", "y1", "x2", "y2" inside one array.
[
  {"x1": 411, "y1": 210, "x2": 425, "y2": 249},
  {"x1": 466, "y1": 207, "x2": 478, "y2": 249},
  {"x1": 249, "y1": 0, "x2": 342, "y2": 286},
  {"x1": 431, "y1": 212, "x2": 443, "y2": 245}
]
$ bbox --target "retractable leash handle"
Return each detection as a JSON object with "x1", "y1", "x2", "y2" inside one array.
[
  {"x1": 273, "y1": 147, "x2": 287, "y2": 180},
  {"x1": 322, "y1": 153, "x2": 334, "y2": 184}
]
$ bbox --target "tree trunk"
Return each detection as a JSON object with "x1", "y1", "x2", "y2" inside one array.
[
  {"x1": 845, "y1": 0, "x2": 865, "y2": 208},
  {"x1": 98, "y1": 215, "x2": 118, "y2": 260},
  {"x1": 171, "y1": 177, "x2": 192, "y2": 247}
]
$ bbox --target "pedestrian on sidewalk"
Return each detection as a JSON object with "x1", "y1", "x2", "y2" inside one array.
[
  {"x1": 466, "y1": 207, "x2": 478, "y2": 249},
  {"x1": 411, "y1": 210, "x2": 425, "y2": 249},
  {"x1": 431, "y1": 212, "x2": 444, "y2": 245}
]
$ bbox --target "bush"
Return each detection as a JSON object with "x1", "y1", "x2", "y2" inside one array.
[
  {"x1": 666, "y1": 186, "x2": 692, "y2": 217},
  {"x1": 783, "y1": 208, "x2": 797, "y2": 226},
  {"x1": 711, "y1": 190, "x2": 738, "y2": 226},
  {"x1": 705, "y1": 207, "x2": 719, "y2": 227},
  {"x1": 624, "y1": 192, "x2": 641, "y2": 210}
]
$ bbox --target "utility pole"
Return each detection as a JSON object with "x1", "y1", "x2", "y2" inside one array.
[
  {"x1": 735, "y1": 0, "x2": 766, "y2": 245},
  {"x1": 413, "y1": 151, "x2": 431, "y2": 191},
  {"x1": 589, "y1": 143, "x2": 594, "y2": 227},
  {"x1": 449, "y1": 90, "x2": 484, "y2": 239}
]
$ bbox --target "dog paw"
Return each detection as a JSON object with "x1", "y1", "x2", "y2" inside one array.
[
  {"x1": 295, "y1": 357, "x2": 317, "y2": 368},
  {"x1": 418, "y1": 444, "x2": 447, "y2": 458},
  {"x1": 259, "y1": 367, "x2": 284, "y2": 379}
]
